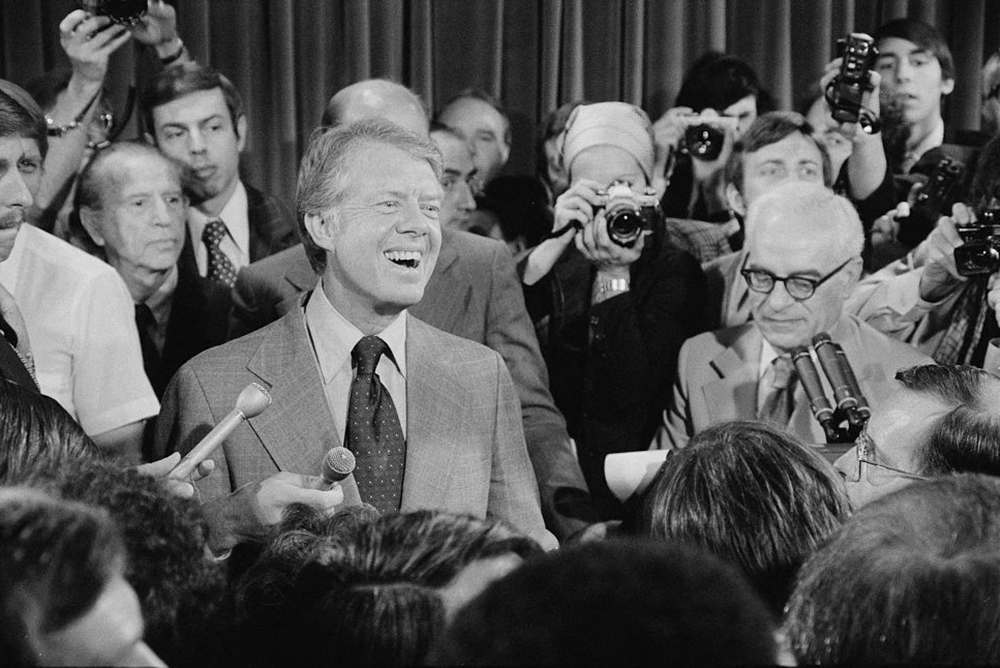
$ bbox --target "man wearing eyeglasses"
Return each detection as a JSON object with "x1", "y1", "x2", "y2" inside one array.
[
  {"x1": 653, "y1": 182, "x2": 931, "y2": 450},
  {"x1": 833, "y1": 364, "x2": 1000, "y2": 509}
]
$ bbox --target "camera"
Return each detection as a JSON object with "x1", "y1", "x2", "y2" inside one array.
[
  {"x1": 677, "y1": 113, "x2": 739, "y2": 162},
  {"x1": 594, "y1": 181, "x2": 662, "y2": 248},
  {"x1": 954, "y1": 204, "x2": 1000, "y2": 277},
  {"x1": 897, "y1": 157, "x2": 966, "y2": 248},
  {"x1": 827, "y1": 33, "x2": 879, "y2": 130},
  {"x1": 78, "y1": 0, "x2": 148, "y2": 26}
]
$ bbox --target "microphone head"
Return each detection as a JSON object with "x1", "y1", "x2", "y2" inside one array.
[
  {"x1": 791, "y1": 346, "x2": 811, "y2": 359},
  {"x1": 235, "y1": 383, "x2": 272, "y2": 419},
  {"x1": 323, "y1": 446, "x2": 356, "y2": 479},
  {"x1": 812, "y1": 332, "x2": 833, "y2": 346}
]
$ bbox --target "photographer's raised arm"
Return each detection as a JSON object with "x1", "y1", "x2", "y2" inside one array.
[
  {"x1": 129, "y1": 0, "x2": 192, "y2": 68},
  {"x1": 522, "y1": 179, "x2": 604, "y2": 286}
]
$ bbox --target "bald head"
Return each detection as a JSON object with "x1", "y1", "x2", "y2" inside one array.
[{"x1": 322, "y1": 79, "x2": 428, "y2": 137}]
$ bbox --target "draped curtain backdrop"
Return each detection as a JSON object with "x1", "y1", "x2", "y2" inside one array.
[{"x1": 2, "y1": 0, "x2": 997, "y2": 208}]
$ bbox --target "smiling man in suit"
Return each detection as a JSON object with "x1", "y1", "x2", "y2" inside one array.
[
  {"x1": 155, "y1": 121, "x2": 549, "y2": 551},
  {"x1": 654, "y1": 182, "x2": 931, "y2": 450},
  {"x1": 229, "y1": 79, "x2": 598, "y2": 541}
]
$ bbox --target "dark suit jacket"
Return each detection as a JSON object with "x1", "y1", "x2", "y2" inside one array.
[
  {"x1": 142, "y1": 261, "x2": 231, "y2": 399},
  {"x1": 229, "y1": 229, "x2": 595, "y2": 539},
  {"x1": 178, "y1": 183, "x2": 298, "y2": 281},
  {"x1": 153, "y1": 303, "x2": 545, "y2": 549}
]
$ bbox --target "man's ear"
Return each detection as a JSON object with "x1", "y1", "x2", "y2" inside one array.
[
  {"x1": 725, "y1": 182, "x2": 746, "y2": 217},
  {"x1": 236, "y1": 115, "x2": 248, "y2": 152},
  {"x1": 303, "y1": 211, "x2": 336, "y2": 256},
  {"x1": 143, "y1": 131, "x2": 156, "y2": 146},
  {"x1": 78, "y1": 208, "x2": 106, "y2": 248},
  {"x1": 942, "y1": 77, "x2": 956, "y2": 97}
]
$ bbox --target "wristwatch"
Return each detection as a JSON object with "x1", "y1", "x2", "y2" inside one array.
[{"x1": 596, "y1": 276, "x2": 630, "y2": 296}]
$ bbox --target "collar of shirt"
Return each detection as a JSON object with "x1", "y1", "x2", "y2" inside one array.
[
  {"x1": 304, "y1": 280, "x2": 407, "y2": 384},
  {"x1": 758, "y1": 336, "x2": 780, "y2": 381},
  {"x1": 188, "y1": 180, "x2": 250, "y2": 258},
  {"x1": 904, "y1": 116, "x2": 946, "y2": 171},
  {"x1": 143, "y1": 264, "x2": 179, "y2": 330}
]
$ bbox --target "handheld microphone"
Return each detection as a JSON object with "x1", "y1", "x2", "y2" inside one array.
[
  {"x1": 320, "y1": 446, "x2": 356, "y2": 489},
  {"x1": 813, "y1": 333, "x2": 863, "y2": 430},
  {"x1": 791, "y1": 346, "x2": 840, "y2": 443},
  {"x1": 831, "y1": 340, "x2": 871, "y2": 421},
  {"x1": 169, "y1": 383, "x2": 272, "y2": 480}
]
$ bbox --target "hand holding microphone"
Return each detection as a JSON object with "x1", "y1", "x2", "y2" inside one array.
[{"x1": 169, "y1": 382, "x2": 272, "y2": 480}]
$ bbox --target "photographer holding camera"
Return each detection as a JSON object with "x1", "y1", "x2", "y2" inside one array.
[
  {"x1": 520, "y1": 102, "x2": 706, "y2": 517},
  {"x1": 653, "y1": 53, "x2": 774, "y2": 263}
]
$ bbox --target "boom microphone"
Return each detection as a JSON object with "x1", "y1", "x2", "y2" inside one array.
[
  {"x1": 320, "y1": 446, "x2": 356, "y2": 488},
  {"x1": 169, "y1": 383, "x2": 272, "y2": 480},
  {"x1": 791, "y1": 346, "x2": 840, "y2": 443}
]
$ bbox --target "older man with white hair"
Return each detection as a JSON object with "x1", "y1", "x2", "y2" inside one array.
[{"x1": 654, "y1": 182, "x2": 931, "y2": 449}]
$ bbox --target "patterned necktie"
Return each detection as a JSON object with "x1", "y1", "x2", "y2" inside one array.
[
  {"x1": 758, "y1": 355, "x2": 797, "y2": 427},
  {"x1": 345, "y1": 336, "x2": 406, "y2": 513},
  {"x1": 202, "y1": 219, "x2": 237, "y2": 288}
]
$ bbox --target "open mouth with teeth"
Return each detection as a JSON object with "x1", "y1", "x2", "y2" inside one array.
[{"x1": 385, "y1": 250, "x2": 422, "y2": 269}]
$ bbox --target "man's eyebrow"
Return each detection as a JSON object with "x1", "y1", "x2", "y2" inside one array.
[{"x1": 443, "y1": 168, "x2": 462, "y2": 177}]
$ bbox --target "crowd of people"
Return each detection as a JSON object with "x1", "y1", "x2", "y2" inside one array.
[{"x1": 4, "y1": 1, "x2": 1000, "y2": 665}]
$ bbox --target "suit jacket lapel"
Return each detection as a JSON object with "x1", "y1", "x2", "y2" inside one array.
[
  {"x1": 243, "y1": 301, "x2": 362, "y2": 504},
  {"x1": 704, "y1": 324, "x2": 761, "y2": 422},
  {"x1": 400, "y1": 315, "x2": 463, "y2": 510}
]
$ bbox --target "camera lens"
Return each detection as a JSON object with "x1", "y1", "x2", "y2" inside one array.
[
  {"x1": 78, "y1": 0, "x2": 148, "y2": 25},
  {"x1": 684, "y1": 124, "x2": 725, "y2": 161},
  {"x1": 606, "y1": 208, "x2": 643, "y2": 247}
]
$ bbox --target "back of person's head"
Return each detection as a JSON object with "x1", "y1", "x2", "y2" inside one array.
[
  {"x1": 0, "y1": 379, "x2": 99, "y2": 486},
  {"x1": 25, "y1": 457, "x2": 225, "y2": 666},
  {"x1": 141, "y1": 62, "x2": 245, "y2": 138},
  {"x1": 0, "y1": 79, "x2": 47, "y2": 157},
  {"x1": 321, "y1": 78, "x2": 428, "y2": 134},
  {"x1": 784, "y1": 473, "x2": 1000, "y2": 664},
  {"x1": 640, "y1": 421, "x2": 849, "y2": 617},
  {"x1": 0, "y1": 487, "x2": 122, "y2": 666},
  {"x1": 675, "y1": 51, "x2": 774, "y2": 114},
  {"x1": 235, "y1": 506, "x2": 541, "y2": 667},
  {"x1": 724, "y1": 110, "x2": 832, "y2": 194},
  {"x1": 894, "y1": 364, "x2": 1000, "y2": 477},
  {"x1": 437, "y1": 87, "x2": 512, "y2": 145},
  {"x1": 431, "y1": 539, "x2": 778, "y2": 665},
  {"x1": 875, "y1": 17, "x2": 955, "y2": 81}
]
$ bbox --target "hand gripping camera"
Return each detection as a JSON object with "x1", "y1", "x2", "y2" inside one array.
[
  {"x1": 955, "y1": 204, "x2": 1000, "y2": 277},
  {"x1": 897, "y1": 157, "x2": 966, "y2": 248},
  {"x1": 595, "y1": 181, "x2": 662, "y2": 248},
  {"x1": 826, "y1": 33, "x2": 881, "y2": 133},
  {"x1": 677, "y1": 113, "x2": 739, "y2": 162}
]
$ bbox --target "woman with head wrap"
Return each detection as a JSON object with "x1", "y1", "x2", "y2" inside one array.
[{"x1": 519, "y1": 102, "x2": 707, "y2": 520}]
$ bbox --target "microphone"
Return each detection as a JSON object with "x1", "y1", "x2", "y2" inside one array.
[
  {"x1": 169, "y1": 383, "x2": 272, "y2": 480},
  {"x1": 812, "y1": 333, "x2": 863, "y2": 430},
  {"x1": 831, "y1": 340, "x2": 871, "y2": 422},
  {"x1": 791, "y1": 346, "x2": 840, "y2": 443},
  {"x1": 320, "y1": 446, "x2": 356, "y2": 489}
]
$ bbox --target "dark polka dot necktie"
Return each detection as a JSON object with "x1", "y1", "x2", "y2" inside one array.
[
  {"x1": 202, "y1": 219, "x2": 237, "y2": 288},
  {"x1": 346, "y1": 335, "x2": 406, "y2": 513}
]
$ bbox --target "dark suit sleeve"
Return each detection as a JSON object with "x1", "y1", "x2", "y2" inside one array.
[
  {"x1": 246, "y1": 187, "x2": 299, "y2": 262},
  {"x1": 486, "y1": 244, "x2": 599, "y2": 540}
]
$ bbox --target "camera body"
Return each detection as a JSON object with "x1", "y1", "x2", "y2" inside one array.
[
  {"x1": 955, "y1": 206, "x2": 1000, "y2": 277},
  {"x1": 897, "y1": 157, "x2": 966, "y2": 248},
  {"x1": 594, "y1": 181, "x2": 662, "y2": 248},
  {"x1": 677, "y1": 113, "x2": 739, "y2": 162},
  {"x1": 827, "y1": 33, "x2": 879, "y2": 125},
  {"x1": 78, "y1": 0, "x2": 147, "y2": 26}
]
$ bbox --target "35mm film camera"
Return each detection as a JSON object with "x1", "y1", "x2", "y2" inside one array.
[
  {"x1": 595, "y1": 181, "x2": 662, "y2": 248},
  {"x1": 677, "y1": 113, "x2": 739, "y2": 162},
  {"x1": 826, "y1": 33, "x2": 881, "y2": 133},
  {"x1": 78, "y1": 0, "x2": 147, "y2": 26},
  {"x1": 955, "y1": 204, "x2": 1000, "y2": 277}
]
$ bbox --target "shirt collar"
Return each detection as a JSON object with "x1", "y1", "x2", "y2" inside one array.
[
  {"x1": 304, "y1": 280, "x2": 407, "y2": 384},
  {"x1": 190, "y1": 180, "x2": 249, "y2": 254},
  {"x1": 905, "y1": 116, "x2": 946, "y2": 166},
  {"x1": 143, "y1": 265, "x2": 179, "y2": 327},
  {"x1": 758, "y1": 337, "x2": 780, "y2": 380}
]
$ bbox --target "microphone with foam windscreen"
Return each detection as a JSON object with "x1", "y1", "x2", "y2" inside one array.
[
  {"x1": 320, "y1": 446, "x2": 356, "y2": 489},
  {"x1": 169, "y1": 383, "x2": 272, "y2": 480},
  {"x1": 813, "y1": 333, "x2": 864, "y2": 431},
  {"x1": 791, "y1": 346, "x2": 841, "y2": 443}
]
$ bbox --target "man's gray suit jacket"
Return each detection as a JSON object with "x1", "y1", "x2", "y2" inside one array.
[
  {"x1": 228, "y1": 229, "x2": 595, "y2": 539},
  {"x1": 154, "y1": 302, "x2": 546, "y2": 543}
]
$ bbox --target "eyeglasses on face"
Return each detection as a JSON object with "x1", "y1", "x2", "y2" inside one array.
[
  {"x1": 741, "y1": 257, "x2": 854, "y2": 301},
  {"x1": 843, "y1": 423, "x2": 929, "y2": 484}
]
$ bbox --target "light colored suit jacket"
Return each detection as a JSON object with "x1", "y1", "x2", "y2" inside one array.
[
  {"x1": 154, "y1": 298, "x2": 545, "y2": 543},
  {"x1": 654, "y1": 314, "x2": 934, "y2": 449},
  {"x1": 228, "y1": 230, "x2": 593, "y2": 539}
]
